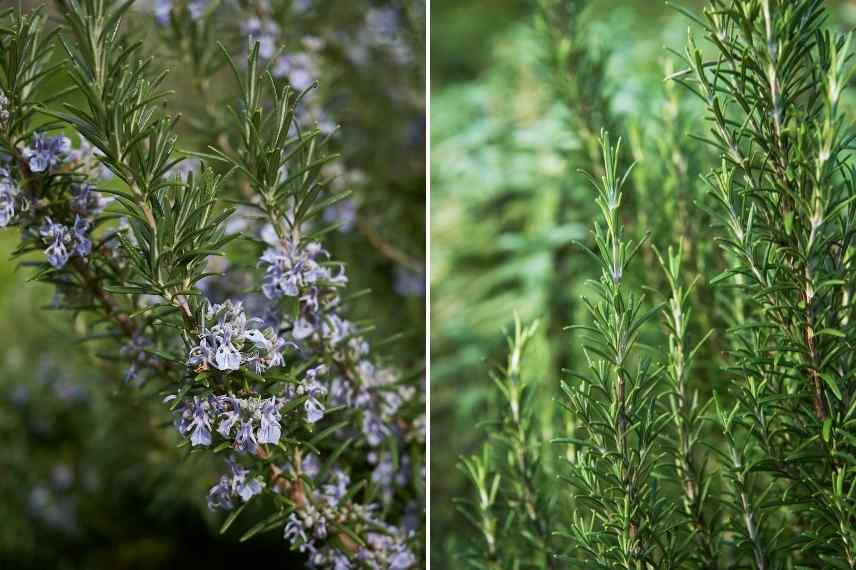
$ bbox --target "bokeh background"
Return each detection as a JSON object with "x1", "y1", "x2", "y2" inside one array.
[
  {"x1": 430, "y1": 0, "x2": 856, "y2": 564},
  {"x1": 0, "y1": 1, "x2": 424, "y2": 568}
]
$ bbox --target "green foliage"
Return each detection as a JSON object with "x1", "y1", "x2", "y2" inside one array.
[{"x1": 443, "y1": 0, "x2": 856, "y2": 568}]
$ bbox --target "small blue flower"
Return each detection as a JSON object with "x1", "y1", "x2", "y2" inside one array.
[
  {"x1": 236, "y1": 475, "x2": 264, "y2": 502},
  {"x1": 394, "y1": 267, "x2": 425, "y2": 298},
  {"x1": 187, "y1": 0, "x2": 209, "y2": 19},
  {"x1": 70, "y1": 183, "x2": 108, "y2": 216},
  {"x1": 24, "y1": 133, "x2": 70, "y2": 173},
  {"x1": 72, "y1": 215, "x2": 91, "y2": 257},
  {"x1": 362, "y1": 411, "x2": 389, "y2": 447},
  {"x1": 234, "y1": 420, "x2": 258, "y2": 454},
  {"x1": 323, "y1": 197, "x2": 357, "y2": 233},
  {"x1": 186, "y1": 397, "x2": 212, "y2": 447},
  {"x1": 216, "y1": 397, "x2": 241, "y2": 438},
  {"x1": 303, "y1": 365, "x2": 328, "y2": 423},
  {"x1": 302, "y1": 453, "x2": 321, "y2": 478},
  {"x1": 273, "y1": 53, "x2": 316, "y2": 90},
  {"x1": 241, "y1": 17, "x2": 280, "y2": 60},
  {"x1": 0, "y1": 89, "x2": 8, "y2": 127},
  {"x1": 284, "y1": 513, "x2": 308, "y2": 543},
  {"x1": 293, "y1": 317, "x2": 315, "y2": 339},
  {"x1": 187, "y1": 337, "x2": 213, "y2": 369},
  {"x1": 40, "y1": 219, "x2": 71, "y2": 269},
  {"x1": 0, "y1": 170, "x2": 17, "y2": 227},
  {"x1": 214, "y1": 328, "x2": 241, "y2": 371},
  {"x1": 257, "y1": 396, "x2": 282, "y2": 444},
  {"x1": 207, "y1": 477, "x2": 234, "y2": 511},
  {"x1": 153, "y1": 0, "x2": 172, "y2": 25},
  {"x1": 207, "y1": 456, "x2": 265, "y2": 510}
]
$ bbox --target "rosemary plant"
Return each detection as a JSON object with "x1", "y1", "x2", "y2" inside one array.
[
  {"x1": 672, "y1": 0, "x2": 856, "y2": 565},
  {"x1": 451, "y1": 1, "x2": 856, "y2": 568},
  {"x1": 456, "y1": 317, "x2": 555, "y2": 569},
  {"x1": 0, "y1": 1, "x2": 423, "y2": 568}
]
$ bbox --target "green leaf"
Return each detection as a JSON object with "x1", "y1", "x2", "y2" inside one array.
[
  {"x1": 822, "y1": 418, "x2": 833, "y2": 443},
  {"x1": 821, "y1": 373, "x2": 843, "y2": 401},
  {"x1": 219, "y1": 502, "x2": 247, "y2": 535}
]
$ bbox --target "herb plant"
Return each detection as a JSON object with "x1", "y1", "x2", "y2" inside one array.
[
  {"x1": 451, "y1": 0, "x2": 856, "y2": 568},
  {"x1": 0, "y1": 1, "x2": 424, "y2": 568}
]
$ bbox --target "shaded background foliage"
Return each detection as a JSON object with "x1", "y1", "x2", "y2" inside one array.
[
  {"x1": 430, "y1": 0, "x2": 856, "y2": 564},
  {"x1": 0, "y1": 1, "x2": 424, "y2": 568}
]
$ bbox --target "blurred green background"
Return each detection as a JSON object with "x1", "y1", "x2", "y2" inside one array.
[{"x1": 430, "y1": 0, "x2": 856, "y2": 563}]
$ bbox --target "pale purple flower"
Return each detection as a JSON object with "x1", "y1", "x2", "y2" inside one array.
[
  {"x1": 188, "y1": 300, "x2": 288, "y2": 374},
  {"x1": 207, "y1": 477, "x2": 235, "y2": 511},
  {"x1": 389, "y1": 546, "x2": 416, "y2": 569},
  {"x1": 188, "y1": 337, "x2": 213, "y2": 368},
  {"x1": 273, "y1": 53, "x2": 316, "y2": 90},
  {"x1": 237, "y1": 475, "x2": 264, "y2": 502},
  {"x1": 305, "y1": 396, "x2": 325, "y2": 424},
  {"x1": 394, "y1": 267, "x2": 425, "y2": 298},
  {"x1": 241, "y1": 17, "x2": 280, "y2": 60},
  {"x1": 153, "y1": 0, "x2": 172, "y2": 25},
  {"x1": 363, "y1": 412, "x2": 389, "y2": 447},
  {"x1": 216, "y1": 397, "x2": 241, "y2": 438},
  {"x1": 302, "y1": 453, "x2": 321, "y2": 478},
  {"x1": 187, "y1": 0, "x2": 208, "y2": 19},
  {"x1": 186, "y1": 397, "x2": 212, "y2": 447},
  {"x1": 234, "y1": 420, "x2": 258, "y2": 454},
  {"x1": 284, "y1": 512, "x2": 308, "y2": 543},
  {"x1": 72, "y1": 215, "x2": 91, "y2": 257},
  {"x1": 259, "y1": 240, "x2": 343, "y2": 301},
  {"x1": 70, "y1": 183, "x2": 109, "y2": 215},
  {"x1": 214, "y1": 328, "x2": 241, "y2": 371},
  {"x1": 207, "y1": 456, "x2": 264, "y2": 510},
  {"x1": 0, "y1": 170, "x2": 16, "y2": 227},
  {"x1": 257, "y1": 396, "x2": 282, "y2": 444},
  {"x1": 330, "y1": 550, "x2": 353, "y2": 570},
  {"x1": 24, "y1": 133, "x2": 70, "y2": 173},
  {"x1": 40, "y1": 219, "x2": 71, "y2": 269},
  {"x1": 303, "y1": 365, "x2": 328, "y2": 423},
  {"x1": 293, "y1": 317, "x2": 315, "y2": 339}
]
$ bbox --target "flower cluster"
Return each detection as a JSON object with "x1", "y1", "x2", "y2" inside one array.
[
  {"x1": 38, "y1": 216, "x2": 91, "y2": 269},
  {"x1": 259, "y1": 240, "x2": 347, "y2": 303},
  {"x1": 0, "y1": 133, "x2": 109, "y2": 268},
  {"x1": 187, "y1": 300, "x2": 291, "y2": 373},
  {"x1": 173, "y1": 362, "x2": 332, "y2": 453},
  {"x1": 174, "y1": 393, "x2": 286, "y2": 451},
  {"x1": 369, "y1": 450, "x2": 411, "y2": 505},
  {"x1": 257, "y1": 231, "x2": 417, "y2": 449},
  {"x1": 346, "y1": 7, "x2": 413, "y2": 67},
  {"x1": 32, "y1": 180, "x2": 108, "y2": 269},
  {"x1": 207, "y1": 456, "x2": 266, "y2": 510},
  {"x1": 24, "y1": 133, "x2": 71, "y2": 173},
  {"x1": 280, "y1": 468, "x2": 416, "y2": 569},
  {"x1": 239, "y1": 14, "x2": 321, "y2": 90}
]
